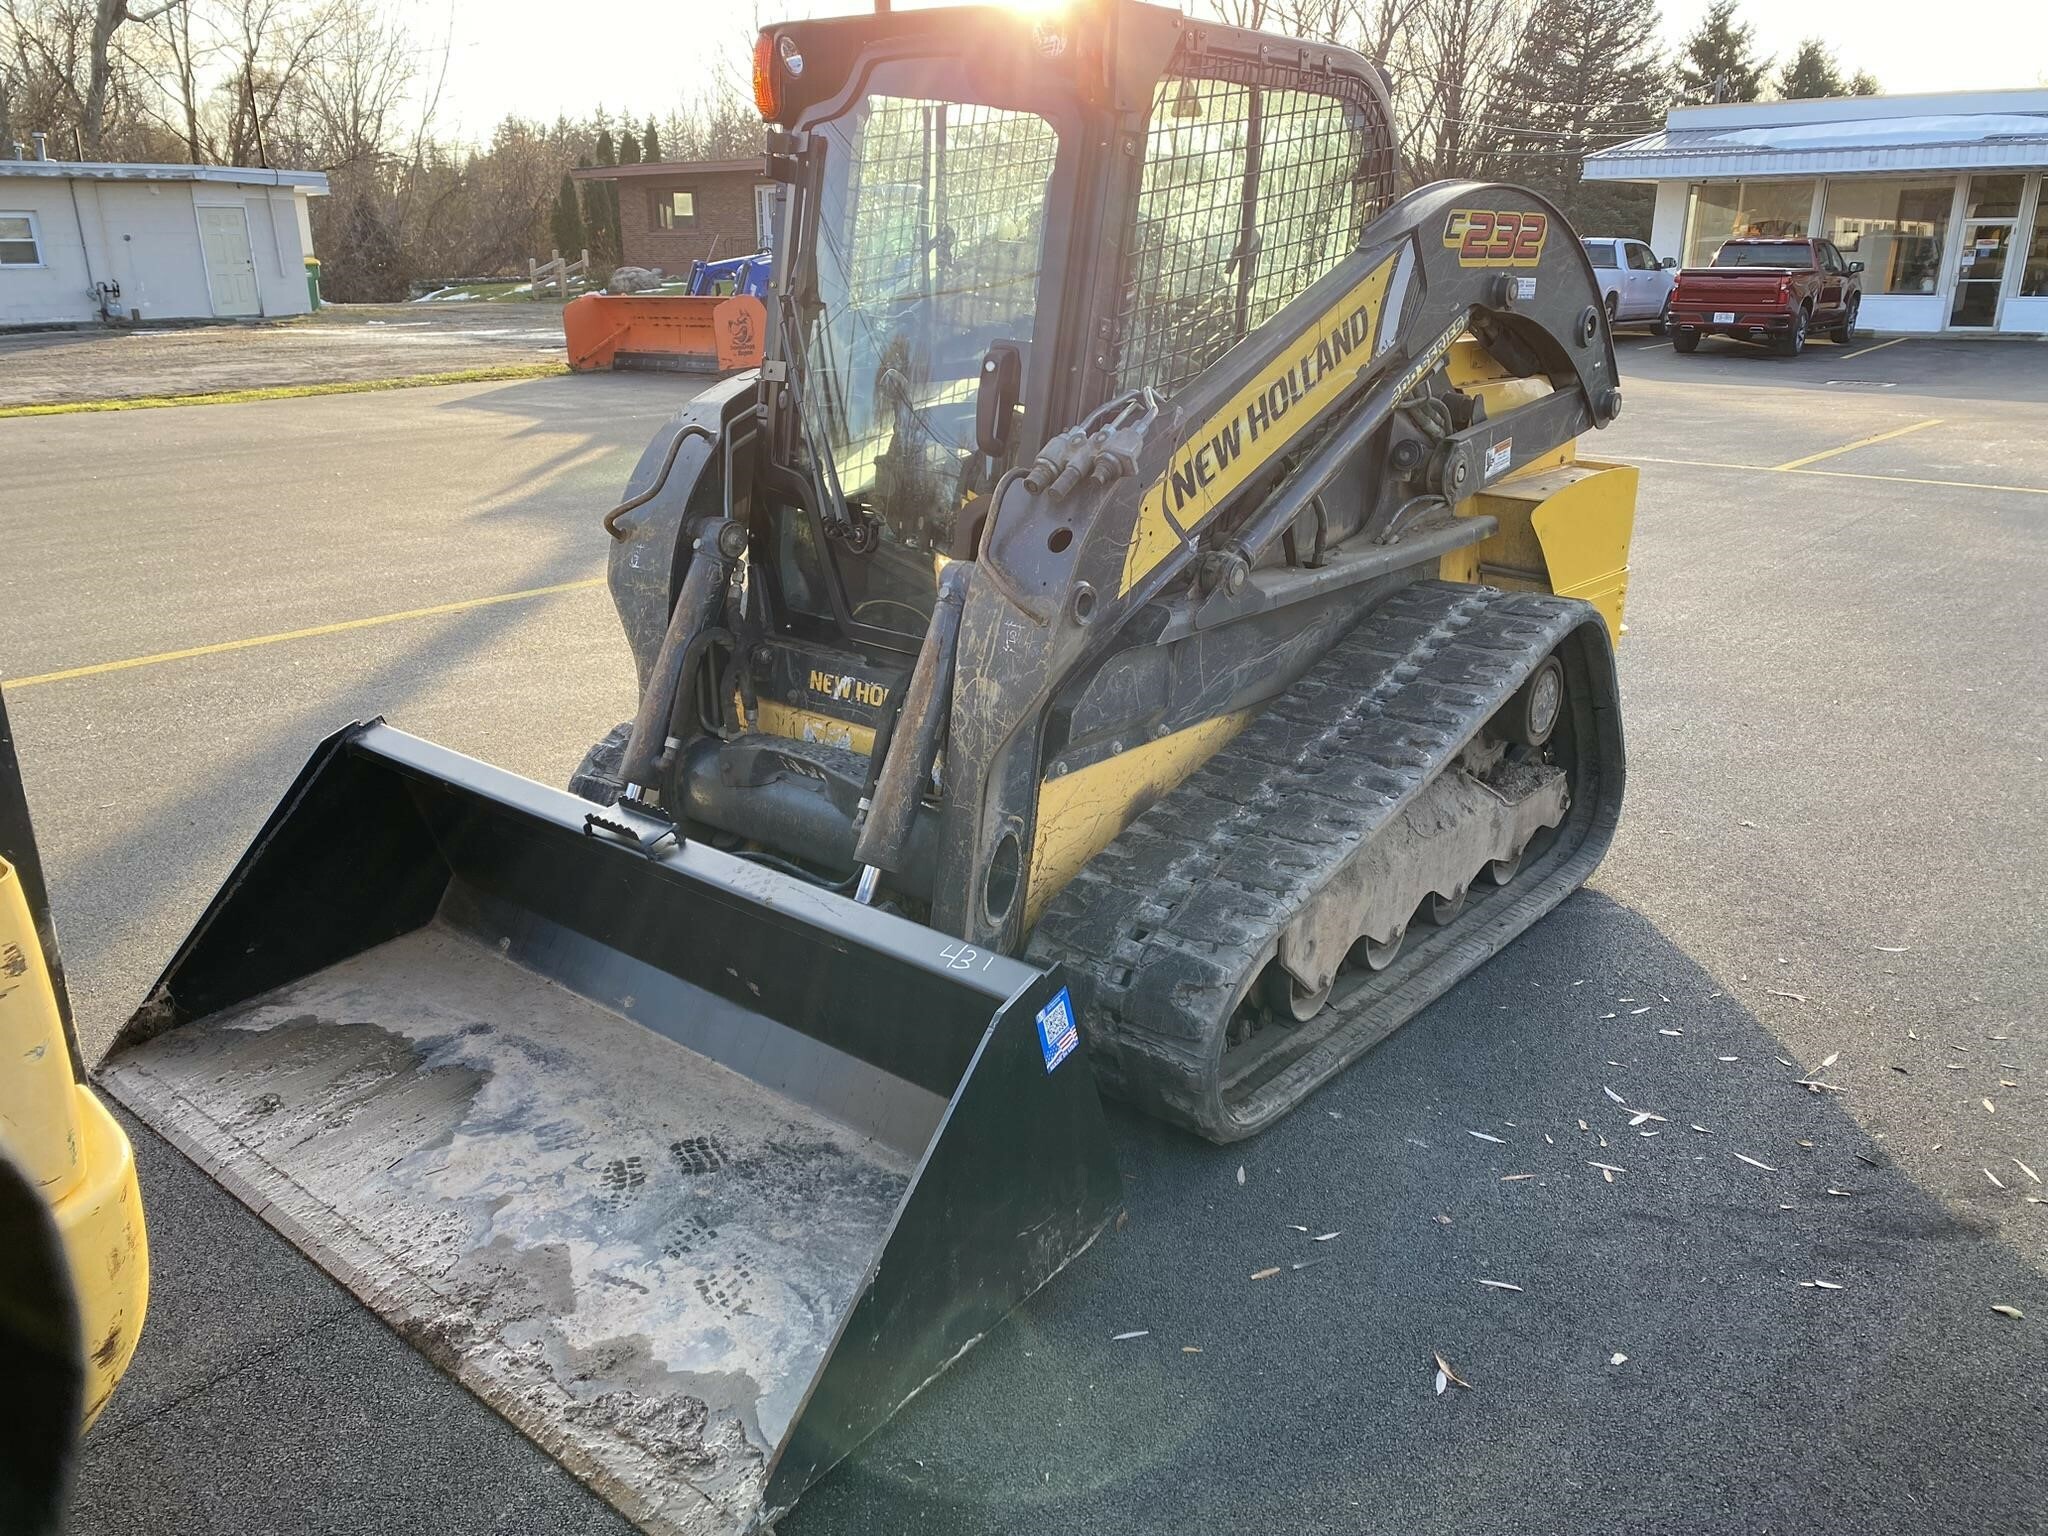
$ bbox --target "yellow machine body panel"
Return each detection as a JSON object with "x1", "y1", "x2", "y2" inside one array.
[
  {"x1": 747, "y1": 697, "x2": 880, "y2": 755},
  {"x1": 1025, "y1": 711, "x2": 1253, "y2": 929},
  {"x1": 0, "y1": 855, "x2": 149, "y2": 1430},
  {"x1": 1439, "y1": 458, "x2": 1636, "y2": 646},
  {"x1": 1445, "y1": 338, "x2": 1576, "y2": 475}
]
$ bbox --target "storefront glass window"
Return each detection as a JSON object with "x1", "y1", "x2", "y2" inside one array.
[
  {"x1": 1821, "y1": 178, "x2": 1952, "y2": 295},
  {"x1": 1684, "y1": 180, "x2": 1814, "y2": 267},
  {"x1": 1964, "y1": 175, "x2": 2023, "y2": 220},
  {"x1": 2022, "y1": 198, "x2": 2048, "y2": 298}
]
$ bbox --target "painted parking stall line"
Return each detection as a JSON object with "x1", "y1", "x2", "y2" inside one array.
[
  {"x1": 1772, "y1": 418, "x2": 1942, "y2": 471},
  {"x1": 5, "y1": 578, "x2": 606, "y2": 690}
]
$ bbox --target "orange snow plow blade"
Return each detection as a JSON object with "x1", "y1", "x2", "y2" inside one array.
[{"x1": 562, "y1": 293, "x2": 767, "y2": 374}]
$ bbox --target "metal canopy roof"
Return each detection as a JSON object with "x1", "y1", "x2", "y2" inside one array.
[
  {"x1": 0, "y1": 160, "x2": 328, "y2": 191},
  {"x1": 1586, "y1": 99, "x2": 2048, "y2": 182}
]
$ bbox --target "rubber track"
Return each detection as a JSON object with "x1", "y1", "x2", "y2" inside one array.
[{"x1": 1028, "y1": 579, "x2": 1621, "y2": 1142}]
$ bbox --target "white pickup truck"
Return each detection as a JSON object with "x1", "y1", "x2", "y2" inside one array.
[{"x1": 1582, "y1": 236, "x2": 1677, "y2": 333}]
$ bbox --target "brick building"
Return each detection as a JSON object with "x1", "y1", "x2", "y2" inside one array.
[{"x1": 573, "y1": 158, "x2": 774, "y2": 277}]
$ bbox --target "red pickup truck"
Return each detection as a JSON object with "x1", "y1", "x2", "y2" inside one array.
[{"x1": 1670, "y1": 237, "x2": 1863, "y2": 357}]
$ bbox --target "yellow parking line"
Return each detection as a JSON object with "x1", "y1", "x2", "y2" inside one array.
[
  {"x1": 5, "y1": 577, "x2": 605, "y2": 690},
  {"x1": 1629, "y1": 454, "x2": 2048, "y2": 498},
  {"x1": 1772, "y1": 417, "x2": 1942, "y2": 470},
  {"x1": 1841, "y1": 336, "x2": 1909, "y2": 361}
]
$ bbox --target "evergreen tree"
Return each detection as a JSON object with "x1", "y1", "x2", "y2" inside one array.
[
  {"x1": 550, "y1": 172, "x2": 586, "y2": 258},
  {"x1": 642, "y1": 117, "x2": 661, "y2": 163},
  {"x1": 1674, "y1": 0, "x2": 1769, "y2": 104},
  {"x1": 1775, "y1": 38, "x2": 1848, "y2": 100},
  {"x1": 1847, "y1": 68, "x2": 1880, "y2": 96},
  {"x1": 576, "y1": 154, "x2": 612, "y2": 265},
  {"x1": 1490, "y1": 0, "x2": 1667, "y2": 234},
  {"x1": 619, "y1": 130, "x2": 642, "y2": 167},
  {"x1": 591, "y1": 123, "x2": 623, "y2": 266}
]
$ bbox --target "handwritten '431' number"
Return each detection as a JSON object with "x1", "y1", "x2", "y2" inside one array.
[{"x1": 939, "y1": 942, "x2": 995, "y2": 972}]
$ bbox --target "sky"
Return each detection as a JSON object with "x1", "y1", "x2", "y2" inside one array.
[{"x1": 413, "y1": 0, "x2": 2048, "y2": 143}]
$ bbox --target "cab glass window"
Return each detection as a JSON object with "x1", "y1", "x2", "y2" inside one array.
[{"x1": 1117, "y1": 75, "x2": 1383, "y2": 397}]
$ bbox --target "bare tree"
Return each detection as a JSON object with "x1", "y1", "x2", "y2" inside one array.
[{"x1": 84, "y1": 0, "x2": 185, "y2": 154}]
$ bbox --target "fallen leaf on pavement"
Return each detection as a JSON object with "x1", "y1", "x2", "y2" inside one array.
[
  {"x1": 1734, "y1": 1153, "x2": 1777, "y2": 1171},
  {"x1": 1250, "y1": 1267, "x2": 1281, "y2": 1281},
  {"x1": 1502, "y1": 1173, "x2": 1536, "y2": 1181},
  {"x1": 1984, "y1": 1169, "x2": 2006, "y2": 1190},
  {"x1": 1313, "y1": 1231, "x2": 1342, "y2": 1242},
  {"x1": 1113, "y1": 1330, "x2": 1150, "y2": 1341},
  {"x1": 1433, "y1": 1352, "x2": 1472, "y2": 1389},
  {"x1": 1183, "y1": 1345, "x2": 1203, "y2": 1353},
  {"x1": 1609, "y1": 1352, "x2": 1628, "y2": 1366},
  {"x1": 1469, "y1": 1130, "x2": 1506, "y2": 1144},
  {"x1": 1990, "y1": 1305, "x2": 2024, "y2": 1321},
  {"x1": 1798, "y1": 1280, "x2": 1843, "y2": 1290},
  {"x1": 1237, "y1": 1166, "x2": 1246, "y2": 1185},
  {"x1": 1982, "y1": 1099, "x2": 1996, "y2": 1114},
  {"x1": 2014, "y1": 1158, "x2": 2042, "y2": 1185},
  {"x1": 1477, "y1": 1279, "x2": 1524, "y2": 1292},
  {"x1": 1603, "y1": 1087, "x2": 1626, "y2": 1104},
  {"x1": 1817, "y1": 1051, "x2": 1839, "y2": 1069},
  {"x1": 1767, "y1": 988, "x2": 1808, "y2": 1003},
  {"x1": 1874, "y1": 945, "x2": 1908, "y2": 953}
]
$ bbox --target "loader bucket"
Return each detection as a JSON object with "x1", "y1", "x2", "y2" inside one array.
[
  {"x1": 563, "y1": 293, "x2": 768, "y2": 374},
  {"x1": 99, "y1": 722, "x2": 1120, "y2": 1535}
]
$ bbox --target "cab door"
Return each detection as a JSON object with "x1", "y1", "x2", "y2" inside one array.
[
  {"x1": 1815, "y1": 242, "x2": 1847, "y2": 316},
  {"x1": 1631, "y1": 242, "x2": 1672, "y2": 317},
  {"x1": 1615, "y1": 243, "x2": 1643, "y2": 317}
]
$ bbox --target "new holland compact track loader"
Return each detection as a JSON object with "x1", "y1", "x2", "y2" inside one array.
[{"x1": 100, "y1": 4, "x2": 1635, "y2": 1532}]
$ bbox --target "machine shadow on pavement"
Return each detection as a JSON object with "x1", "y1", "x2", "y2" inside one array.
[
  {"x1": 784, "y1": 894, "x2": 2045, "y2": 1536},
  {"x1": 11, "y1": 562, "x2": 618, "y2": 1027}
]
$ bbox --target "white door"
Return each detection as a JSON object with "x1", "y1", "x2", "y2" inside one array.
[
  {"x1": 198, "y1": 205, "x2": 262, "y2": 316},
  {"x1": 754, "y1": 184, "x2": 778, "y2": 253}
]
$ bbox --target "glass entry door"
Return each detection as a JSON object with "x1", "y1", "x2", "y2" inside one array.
[
  {"x1": 1949, "y1": 179, "x2": 2024, "y2": 329},
  {"x1": 1950, "y1": 223, "x2": 2011, "y2": 327}
]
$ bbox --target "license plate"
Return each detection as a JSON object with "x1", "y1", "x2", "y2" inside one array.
[{"x1": 1713, "y1": 311, "x2": 1735, "y2": 324}]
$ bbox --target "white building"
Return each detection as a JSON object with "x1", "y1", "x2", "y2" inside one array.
[
  {"x1": 1584, "y1": 89, "x2": 2048, "y2": 336},
  {"x1": 0, "y1": 157, "x2": 328, "y2": 328}
]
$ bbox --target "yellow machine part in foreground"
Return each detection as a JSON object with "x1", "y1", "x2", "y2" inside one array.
[{"x1": 0, "y1": 855, "x2": 149, "y2": 1429}]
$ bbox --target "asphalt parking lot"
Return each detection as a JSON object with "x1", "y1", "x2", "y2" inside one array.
[{"x1": 4, "y1": 333, "x2": 2045, "y2": 1535}]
